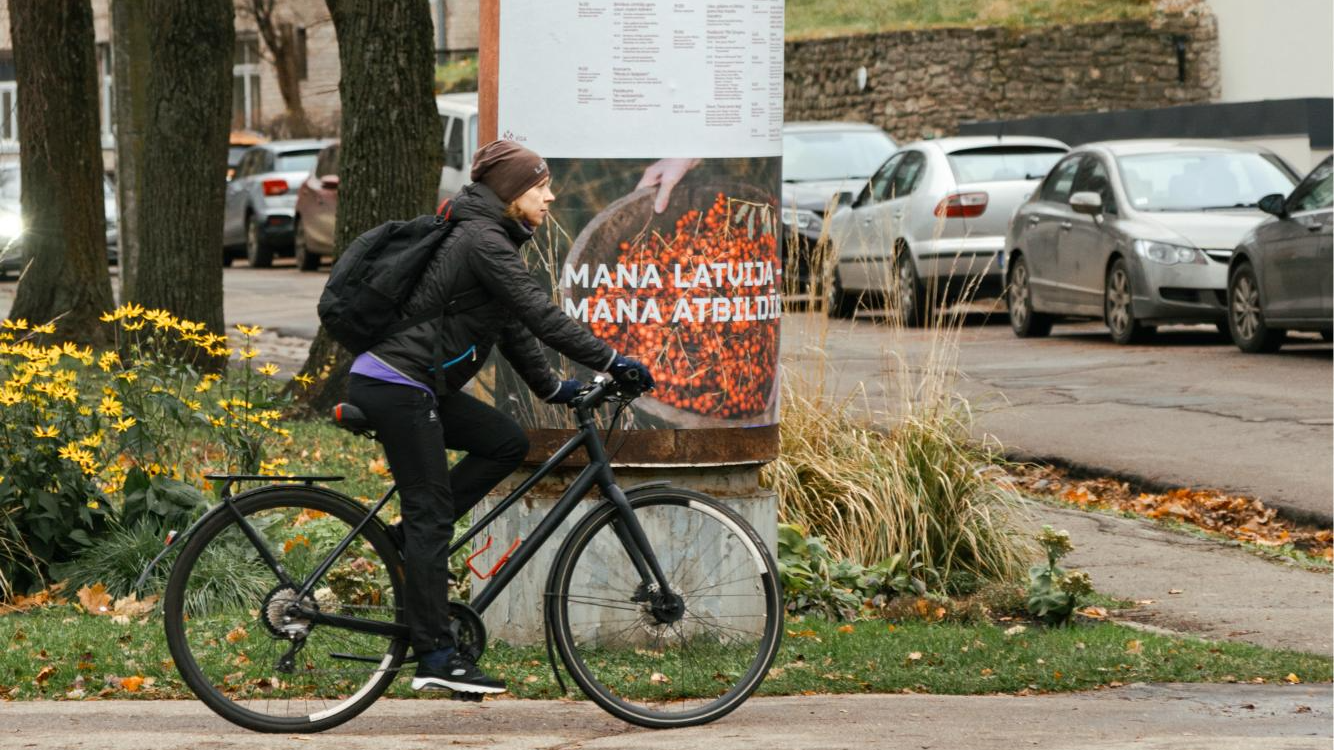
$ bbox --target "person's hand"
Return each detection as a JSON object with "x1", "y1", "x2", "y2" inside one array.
[
  {"x1": 608, "y1": 354, "x2": 655, "y2": 391},
  {"x1": 545, "y1": 379, "x2": 582, "y2": 404},
  {"x1": 636, "y1": 158, "x2": 701, "y2": 214}
]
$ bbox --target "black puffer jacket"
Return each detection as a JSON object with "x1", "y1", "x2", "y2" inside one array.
[{"x1": 367, "y1": 183, "x2": 615, "y2": 397}]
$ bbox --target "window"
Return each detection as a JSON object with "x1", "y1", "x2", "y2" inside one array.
[
  {"x1": 274, "y1": 149, "x2": 320, "y2": 174},
  {"x1": 316, "y1": 144, "x2": 339, "y2": 177},
  {"x1": 1073, "y1": 157, "x2": 1117, "y2": 215},
  {"x1": 1288, "y1": 157, "x2": 1333, "y2": 213},
  {"x1": 1040, "y1": 156, "x2": 1081, "y2": 204},
  {"x1": 97, "y1": 43, "x2": 114, "y2": 141},
  {"x1": 296, "y1": 26, "x2": 308, "y2": 81},
  {"x1": 444, "y1": 117, "x2": 465, "y2": 170},
  {"x1": 233, "y1": 34, "x2": 262, "y2": 130},
  {"x1": 867, "y1": 153, "x2": 903, "y2": 204},
  {"x1": 781, "y1": 129, "x2": 898, "y2": 182},
  {"x1": 947, "y1": 146, "x2": 1066, "y2": 184},
  {"x1": 887, "y1": 151, "x2": 926, "y2": 199},
  {"x1": 1116, "y1": 151, "x2": 1297, "y2": 212},
  {"x1": 0, "y1": 51, "x2": 15, "y2": 143}
]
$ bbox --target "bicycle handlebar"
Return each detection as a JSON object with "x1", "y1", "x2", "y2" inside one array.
[{"x1": 569, "y1": 371, "x2": 648, "y2": 413}]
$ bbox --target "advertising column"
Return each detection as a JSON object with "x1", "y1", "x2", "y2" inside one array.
[{"x1": 491, "y1": 0, "x2": 785, "y2": 444}]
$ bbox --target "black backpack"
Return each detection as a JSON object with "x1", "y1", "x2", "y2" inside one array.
[{"x1": 317, "y1": 211, "x2": 456, "y2": 354}]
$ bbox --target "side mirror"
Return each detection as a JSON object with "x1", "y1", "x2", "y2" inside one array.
[
  {"x1": 320, "y1": 175, "x2": 341, "y2": 190},
  {"x1": 1257, "y1": 193, "x2": 1287, "y2": 217},
  {"x1": 1069, "y1": 191, "x2": 1103, "y2": 216}
]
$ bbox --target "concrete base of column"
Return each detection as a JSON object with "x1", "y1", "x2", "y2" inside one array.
[{"x1": 467, "y1": 465, "x2": 777, "y2": 646}]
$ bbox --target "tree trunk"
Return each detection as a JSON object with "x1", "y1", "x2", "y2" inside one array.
[
  {"x1": 5, "y1": 0, "x2": 115, "y2": 346},
  {"x1": 111, "y1": 0, "x2": 150, "y2": 300},
  {"x1": 291, "y1": 0, "x2": 442, "y2": 412},
  {"x1": 125, "y1": 0, "x2": 232, "y2": 341}
]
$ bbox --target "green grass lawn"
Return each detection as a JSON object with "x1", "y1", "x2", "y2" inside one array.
[
  {"x1": 785, "y1": 0, "x2": 1153, "y2": 39},
  {"x1": 2, "y1": 607, "x2": 1326, "y2": 701}
]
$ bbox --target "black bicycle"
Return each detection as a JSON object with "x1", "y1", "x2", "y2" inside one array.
[{"x1": 146, "y1": 375, "x2": 782, "y2": 733}]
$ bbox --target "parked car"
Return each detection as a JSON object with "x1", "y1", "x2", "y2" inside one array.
[
  {"x1": 1004, "y1": 139, "x2": 1300, "y2": 344},
  {"x1": 227, "y1": 130, "x2": 268, "y2": 181},
  {"x1": 293, "y1": 141, "x2": 339, "y2": 271},
  {"x1": 1226, "y1": 155, "x2": 1332, "y2": 352},
  {"x1": 437, "y1": 92, "x2": 478, "y2": 204},
  {"x1": 781, "y1": 121, "x2": 897, "y2": 290},
  {"x1": 827, "y1": 135, "x2": 1068, "y2": 322},
  {"x1": 223, "y1": 139, "x2": 331, "y2": 267},
  {"x1": 0, "y1": 162, "x2": 118, "y2": 278}
]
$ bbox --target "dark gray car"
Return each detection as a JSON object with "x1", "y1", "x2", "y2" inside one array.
[{"x1": 1226, "y1": 156, "x2": 1333, "y2": 352}]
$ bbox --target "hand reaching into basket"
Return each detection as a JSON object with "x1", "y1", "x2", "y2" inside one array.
[{"x1": 636, "y1": 158, "x2": 701, "y2": 213}]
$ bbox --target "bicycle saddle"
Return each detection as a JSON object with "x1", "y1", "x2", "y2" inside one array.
[{"x1": 332, "y1": 402, "x2": 374, "y2": 436}]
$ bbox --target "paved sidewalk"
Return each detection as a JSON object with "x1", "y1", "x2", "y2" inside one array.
[{"x1": 2, "y1": 685, "x2": 1330, "y2": 750}]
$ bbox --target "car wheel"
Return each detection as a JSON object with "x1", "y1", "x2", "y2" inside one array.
[
  {"x1": 1321, "y1": 329, "x2": 1332, "y2": 343},
  {"x1": 1007, "y1": 254, "x2": 1053, "y2": 338},
  {"x1": 1105, "y1": 258, "x2": 1154, "y2": 345},
  {"x1": 894, "y1": 246, "x2": 927, "y2": 327},
  {"x1": 827, "y1": 264, "x2": 860, "y2": 320},
  {"x1": 1213, "y1": 321, "x2": 1234, "y2": 343},
  {"x1": 294, "y1": 218, "x2": 319, "y2": 272},
  {"x1": 245, "y1": 215, "x2": 274, "y2": 268},
  {"x1": 1227, "y1": 263, "x2": 1284, "y2": 353}
]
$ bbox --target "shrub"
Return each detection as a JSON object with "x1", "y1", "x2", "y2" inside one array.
[
  {"x1": 1026, "y1": 525, "x2": 1093, "y2": 626},
  {"x1": 0, "y1": 308, "x2": 298, "y2": 593},
  {"x1": 777, "y1": 522, "x2": 931, "y2": 620}
]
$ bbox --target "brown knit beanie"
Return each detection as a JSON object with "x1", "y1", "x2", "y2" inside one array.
[{"x1": 470, "y1": 140, "x2": 549, "y2": 203}]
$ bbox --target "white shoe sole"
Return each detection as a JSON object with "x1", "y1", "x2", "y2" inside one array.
[{"x1": 411, "y1": 676, "x2": 507, "y2": 694}]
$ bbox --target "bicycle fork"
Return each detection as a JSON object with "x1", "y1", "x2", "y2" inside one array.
[{"x1": 597, "y1": 474, "x2": 684, "y2": 624}]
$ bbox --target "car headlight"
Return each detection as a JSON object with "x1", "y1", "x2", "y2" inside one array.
[
  {"x1": 0, "y1": 211, "x2": 23, "y2": 240},
  {"x1": 1134, "y1": 240, "x2": 1203, "y2": 266},
  {"x1": 781, "y1": 207, "x2": 820, "y2": 232}
]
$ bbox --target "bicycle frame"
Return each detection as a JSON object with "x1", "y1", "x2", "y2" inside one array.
[{"x1": 212, "y1": 381, "x2": 671, "y2": 642}]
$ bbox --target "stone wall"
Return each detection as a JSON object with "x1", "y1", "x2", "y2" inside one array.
[{"x1": 784, "y1": 7, "x2": 1221, "y2": 143}]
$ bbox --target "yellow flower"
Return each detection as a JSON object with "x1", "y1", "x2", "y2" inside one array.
[
  {"x1": 209, "y1": 416, "x2": 226, "y2": 428},
  {"x1": 257, "y1": 363, "x2": 279, "y2": 377},
  {"x1": 0, "y1": 390, "x2": 21, "y2": 406},
  {"x1": 194, "y1": 380, "x2": 214, "y2": 393},
  {"x1": 235, "y1": 323, "x2": 263, "y2": 337},
  {"x1": 32, "y1": 425, "x2": 58, "y2": 439},
  {"x1": 203, "y1": 373, "x2": 222, "y2": 383},
  {"x1": 116, "y1": 371, "x2": 138, "y2": 383},
  {"x1": 98, "y1": 395, "x2": 123, "y2": 417},
  {"x1": 87, "y1": 500, "x2": 100, "y2": 510},
  {"x1": 122, "y1": 320, "x2": 146, "y2": 332},
  {"x1": 78, "y1": 406, "x2": 92, "y2": 417},
  {"x1": 118, "y1": 302, "x2": 144, "y2": 319},
  {"x1": 2, "y1": 318, "x2": 28, "y2": 330},
  {"x1": 293, "y1": 373, "x2": 314, "y2": 388},
  {"x1": 208, "y1": 347, "x2": 233, "y2": 358},
  {"x1": 182, "y1": 398, "x2": 202, "y2": 411},
  {"x1": 31, "y1": 322, "x2": 55, "y2": 334},
  {"x1": 239, "y1": 348, "x2": 259, "y2": 360},
  {"x1": 112, "y1": 416, "x2": 137, "y2": 433},
  {"x1": 143, "y1": 309, "x2": 177, "y2": 329},
  {"x1": 98, "y1": 351, "x2": 119, "y2": 372},
  {"x1": 80, "y1": 461, "x2": 101, "y2": 477},
  {"x1": 80, "y1": 431, "x2": 104, "y2": 448},
  {"x1": 99, "y1": 311, "x2": 118, "y2": 323}
]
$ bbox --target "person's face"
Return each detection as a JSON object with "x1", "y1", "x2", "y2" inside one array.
[{"x1": 513, "y1": 177, "x2": 555, "y2": 226}]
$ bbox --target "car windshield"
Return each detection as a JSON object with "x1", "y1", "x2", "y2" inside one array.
[
  {"x1": 1117, "y1": 151, "x2": 1297, "y2": 211},
  {"x1": 0, "y1": 167, "x2": 18, "y2": 201},
  {"x1": 783, "y1": 129, "x2": 897, "y2": 182},
  {"x1": 947, "y1": 146, "x2": 1066, "y2": 183},
  {"x1": 228, "y1": 146, "x2": 251, "y2": 168},
  {"x1": 274, "y1": 149, "x2": 322, "y2": 174}
]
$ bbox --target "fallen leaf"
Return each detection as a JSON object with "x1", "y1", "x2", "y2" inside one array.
[
  {"x1": 1004, "y1": 625, "x2": 1027, "y2": 636},
  {"x1": 1125, "y1": 640, "x2": 1143, "y2": 655},
  {"x1": 980, "y1": 668, "x2": 993, "y2": 676},
  {"x1": 523, "y1": 675, "x2": 539, "y2": 684},
  {"x1": 224, "y1": 626, "x2": 248, "y2": 644},
  {"x1": 837, "y1": 624, "x2": 854, "y2": 634},
  {"x1": 650, "y1": 672, "x2": 670, "y2": 684},
  {"x1": 1168, "y1": 589, "x2": 1183, "y2": 595},
  {"x1": 76, "y1": 583, "x2": 112, "y2": 615},
  {"x1": 368, "y1": 458, "x2": 390, "y2": 477},
  {"x1": 34, "y1": 666, "x2": 55, "y2": 685},
  {"x1": 121, "y1": 676, "x2": 144, "y2": 693},
  {"x1": 111, "y1": 594, "x2": 159, "y2": 618},
  {"x1": 1077, "y1": 606, "x2": 1108, "y2": 620},
  {"x1": 907, "y1": 652, "x2": 923, "y2": 661},
  {"x1": 1285, "y1": 673, "x2": 1301, "y2": 684}
]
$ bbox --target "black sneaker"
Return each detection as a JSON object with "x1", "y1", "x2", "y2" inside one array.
[{"x1": 411, "y1": 654, "x2": 507, "y2": 694}]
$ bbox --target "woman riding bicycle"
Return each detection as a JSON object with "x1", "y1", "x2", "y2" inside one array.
[{"x1": 345, "y1": 140, "x2": 654, "y2": 695}]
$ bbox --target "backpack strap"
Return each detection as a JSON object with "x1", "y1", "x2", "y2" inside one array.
[{"x1": 382, "y1": 286, "x2": 492, "y2": 337}]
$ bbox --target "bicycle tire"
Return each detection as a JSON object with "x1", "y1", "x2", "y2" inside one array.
[
  {"x1": 163, "y1": 485, "x2": 408, "y2": 733},
  {"x1": 547, "y1": 486, "x2": 782, "y2": 728}
]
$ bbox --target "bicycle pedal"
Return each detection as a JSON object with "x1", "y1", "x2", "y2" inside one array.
[{"x1": 450, "y1": 690, "x2": 485, "y2": 702}]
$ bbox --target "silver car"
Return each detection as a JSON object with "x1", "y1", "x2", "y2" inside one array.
[
  {"x1": 1226, "y1": 155, "x2": 1332, "y2": 352},
  {"x1": 223, "y1": 139, "x2": 331, "y2": 268},
  {"x1": 1004, "y1": 139, "x2": 1300, "y2": 344},
  {"x1": 827, "y1": 135, "x2": 1068, "y2": 323},
  {"x1": 0, "y1": 162, "x2": 118, "y2": 278}
]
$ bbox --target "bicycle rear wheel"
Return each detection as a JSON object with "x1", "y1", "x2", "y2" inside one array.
[
  {"x1": 162, "y1": 486, "x2": 407, "y2": 733},
  {"x1": 548, "y1": 487, "x2": 782, "y2": 728}
]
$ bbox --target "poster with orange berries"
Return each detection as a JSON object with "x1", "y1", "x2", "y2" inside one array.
[{"x1": 487, "y1": 0, "x2": 784, "y2": 430}]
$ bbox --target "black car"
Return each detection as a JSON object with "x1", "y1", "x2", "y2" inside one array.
[
  {"x1": 781, "y1": 122, "x2": 897, "y2": 291},
  {"x1": 1227, "y1": 155, "x2": 1333, "y2": 352}
]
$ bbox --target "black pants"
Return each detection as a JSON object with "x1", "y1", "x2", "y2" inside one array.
[{"x1": 346, "y1": 374, "x2": 529, "y2": 653}]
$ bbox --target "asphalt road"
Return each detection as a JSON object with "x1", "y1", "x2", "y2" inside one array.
[
  {"x1": 3, "y1": 264, "x2": 1330, "y2": 522},
  {"x1": 1, "y1": 685, "x2": 1330, "y2": 750}
]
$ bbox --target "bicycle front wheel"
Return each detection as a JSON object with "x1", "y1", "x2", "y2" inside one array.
[
  {"x1": 162, "y1": 486, "x2": 407, "y2": 733},
  {"x1": 549, "y1": 487, "x2": 782, "y2": 728}
]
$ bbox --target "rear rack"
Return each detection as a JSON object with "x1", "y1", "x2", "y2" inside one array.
[{"x1": 204, "y1": 474, "x2": 345, "y2": 499}]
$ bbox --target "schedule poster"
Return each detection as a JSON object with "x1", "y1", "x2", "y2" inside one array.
[{"x1": 486, "y1": 0, "x2": 785, "y2": 431}]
